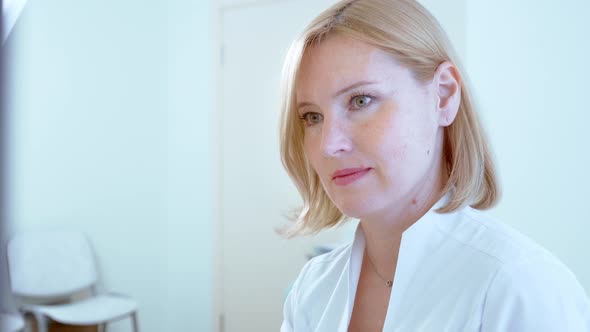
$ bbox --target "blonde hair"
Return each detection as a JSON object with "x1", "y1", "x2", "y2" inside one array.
[{"x1": 279, "y1": 0, "x2": 499, "y2": 237}]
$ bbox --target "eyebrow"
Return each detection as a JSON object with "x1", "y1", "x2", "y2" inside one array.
[{"x1": 296, "y1": 80, "x2": 378, "y2": 109}]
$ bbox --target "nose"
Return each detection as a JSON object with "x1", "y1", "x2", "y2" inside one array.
[{"x1": 320, "y1": 116, "x2": 352, "y2": 157}]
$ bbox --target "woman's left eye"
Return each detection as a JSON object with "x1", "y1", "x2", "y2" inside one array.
[{"x1": 351, "y1": 95, "x2": 373, "y2": 109}]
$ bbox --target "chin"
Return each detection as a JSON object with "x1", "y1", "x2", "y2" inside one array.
[
  {"x1": 326, "y1": 185, "x2": 385, "y2": 219},
  {"x1": 332, "y1": 198, "x2": 376, "y2": 220}
]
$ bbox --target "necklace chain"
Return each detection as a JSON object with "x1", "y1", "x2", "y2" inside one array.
[
  {"x1": 360, "y1": 194, "x2": 442, "y2": 288},
  {"x1": 365, "y1": 251, "x2": 393, "y2": 287}
]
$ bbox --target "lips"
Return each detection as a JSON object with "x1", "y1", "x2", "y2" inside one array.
[
  {"x1": 331, "y1": 167, "x2": 372, "y2": 186},
  {"x1": 331, "y1": 168, "x2": 370, "y2": 179}
]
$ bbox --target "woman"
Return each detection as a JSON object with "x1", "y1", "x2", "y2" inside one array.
[{"x1": 278, "y1": 0, "x2": 590, "y2": 331}]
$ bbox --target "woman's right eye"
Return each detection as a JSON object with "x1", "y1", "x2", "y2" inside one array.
[{"x1": 299, "y1": 112, "x2": 323, "y2": 126}]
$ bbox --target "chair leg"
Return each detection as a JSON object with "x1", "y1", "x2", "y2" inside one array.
[
  {"x1": 32, "y1": 312, "x2": 49, "y2": 332},
  {"x1": 131, "y1": 312, "x2": 139, "y2": 332}
]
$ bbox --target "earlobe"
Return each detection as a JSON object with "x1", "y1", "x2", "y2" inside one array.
[{"x1": 434, "y1": 61, "x2": 461, "y2": 127}]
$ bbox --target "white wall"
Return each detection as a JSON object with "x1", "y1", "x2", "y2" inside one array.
[
  {"x1": 5, "y1": 1, "x2": 589, "y2": 331},
  {"x1": 466, "y1": 1, "x2": 590, "y2": 292},
  {"x1": 4, "y1": 1, "x2": 214, "y2": 331},
  {"x1": 166, "y1": 1, "x2": 216, "y2": 331}
]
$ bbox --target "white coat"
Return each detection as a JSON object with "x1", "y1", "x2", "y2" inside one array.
[{"x1": 281, "y1": 197, "x2": 590, "y2": 331}]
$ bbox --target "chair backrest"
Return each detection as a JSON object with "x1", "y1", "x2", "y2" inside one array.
[{"x1": 6, "y1": 229, "x2": 98, "y2": 299}]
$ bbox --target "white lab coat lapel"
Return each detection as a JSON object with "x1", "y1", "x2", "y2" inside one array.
[
  {"x1": 313, "y1": 258, "x2": 351, "y2": 331},
  {"x1": 382, "y1": 209, "x2": 441, "y2": 330},
  {"x1": 343, "y1": 197, "x2": 448, "y2": 331},
  {"x1": 316, "y1": 198, "x2": 445, "y2": 332},
  {"x1": 315, "y1": 225, "x2": 365, "y2": 331}
]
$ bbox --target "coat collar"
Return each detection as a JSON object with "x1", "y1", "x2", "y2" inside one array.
[{"x1": 343, "y1": 193, "x2": 453, "y2": 330}]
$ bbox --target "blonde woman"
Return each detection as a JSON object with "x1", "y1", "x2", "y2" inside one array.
[{"x1": 278, "y1": 0, "x2": 590, "y2": 331}]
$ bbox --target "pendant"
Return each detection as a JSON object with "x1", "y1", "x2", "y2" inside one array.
[{"x1": 386, "y1": 280, "x2": 393, "y2": 287}]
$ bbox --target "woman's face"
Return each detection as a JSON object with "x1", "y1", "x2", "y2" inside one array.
[{"x1": 296, "y1": 34, "x2": 449, "y2": 220}]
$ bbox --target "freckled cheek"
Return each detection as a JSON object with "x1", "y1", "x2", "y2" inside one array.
[{"x1": 359, "y1": 121, "x2": 409, "y2": 161}]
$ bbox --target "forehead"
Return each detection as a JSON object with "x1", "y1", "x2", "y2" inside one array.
[{"x1": 296, "y1": 34, "x2": 404, "y2": 99}]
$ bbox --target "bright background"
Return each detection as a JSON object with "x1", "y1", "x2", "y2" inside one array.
[{"x1": 1, "y1": 0, "x2": 588, "y2": 331}]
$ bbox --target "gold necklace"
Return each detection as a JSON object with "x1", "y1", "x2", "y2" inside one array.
[{"x1": 365, "y1": 251, "x2": 393, "y2": 287}]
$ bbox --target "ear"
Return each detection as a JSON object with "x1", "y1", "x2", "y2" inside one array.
[{"x1": 433, "y1": 61, "x2": 461, "y2": 127}]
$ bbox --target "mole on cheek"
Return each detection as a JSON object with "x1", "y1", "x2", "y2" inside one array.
[{"x1": 411, "y1": 198, "x2": 417, "y2": 205}]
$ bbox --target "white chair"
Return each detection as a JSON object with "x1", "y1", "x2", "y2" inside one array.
[
  {"x1": 1, "y1": 311, "x2": 25, "y2": 332},
  {"x1": 6, "y1": 229, "x2": 139, "y2": 332}
]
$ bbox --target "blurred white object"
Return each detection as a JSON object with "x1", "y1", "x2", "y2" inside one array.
[
  {"x1": 2, "y1": 0, "x2": 28, "y2": 43},
  {"x1": 0, "y1": 311, "x2": 25, "y2": 332},
  {"x1": 6, "y1": 229, "x2": 139, "y2": 332}
]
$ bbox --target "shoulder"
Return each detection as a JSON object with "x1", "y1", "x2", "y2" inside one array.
[
  {"x1": 437, "y1": 207, "x2": 590, "y2": 331},
  {"x1": 290, "y1": 241, "x2": 351, "y2": 297},
  {"x1": 281, "y1": 242, "x2": 352, "y2": 330},
  {"x1": 436, "y1": 206, "x2": 566, "y2": 266},
  {"x1": 478, "y1": 253, "x2": 590, "y2": 331}
]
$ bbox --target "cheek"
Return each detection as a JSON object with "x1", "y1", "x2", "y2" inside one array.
[
  {"x1": 388, "y1": 108, "x2": 437, "y2": 158},
  {"x1": 359, "y1": 113, "x2": 410, "y2": 161},
  {"x1": 388, "y1": 143, "x2": 409, "y2": 161},
  {"x1": 360, "y1": 113, "x2": 433, "y2": 180}
]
